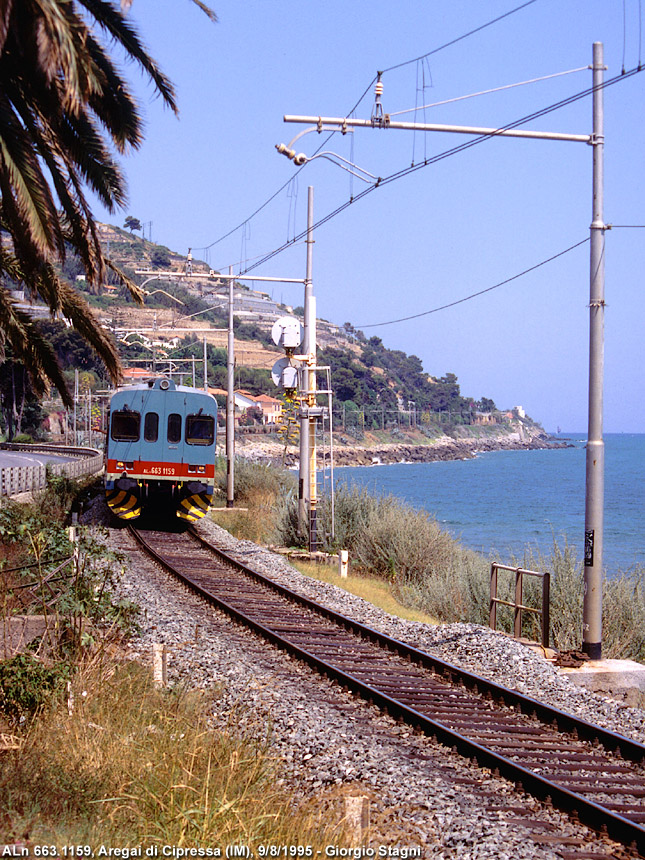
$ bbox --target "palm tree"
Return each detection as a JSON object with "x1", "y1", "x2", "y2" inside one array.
[{"x1": 0, "y1": 0, "x2": 214, "y2": 406}]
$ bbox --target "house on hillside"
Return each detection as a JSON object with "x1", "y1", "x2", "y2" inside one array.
[
  {"x1": 122, "y1": 367, "x2": 154, "y2": 384},
  {"x1": 254, "y1": 394, "x2": 282, "y2": 425},
  {"x1": 233, "y1": 390, "x2": 258, "y2": 411},
  {"x1": 230, "y1": 390, "x2": 283, "y2": 425},
  {"x1": 472, "y1": 411, "x2": 497, "y2": 425}
]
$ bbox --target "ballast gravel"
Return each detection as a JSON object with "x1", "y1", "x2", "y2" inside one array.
[{"x1": 99, "y1": 517, "x2": 643, "y2": 860}]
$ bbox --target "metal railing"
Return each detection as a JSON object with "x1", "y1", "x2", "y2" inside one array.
[
  {"x1": 489, "y1": 563, "x2": 551, "y2": 647},
  {"x1": 0, "y1": 443, "x2": 103, "y2": 497}
]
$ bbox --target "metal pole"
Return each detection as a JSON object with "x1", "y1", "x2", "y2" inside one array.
[
  {"x1": 327, "y1": 369, "x2": 335, "y2": 541},
  {"x1": 305, "y1": 187, "x2": 317, "y2": 552},
  {"x1": 583, "y1": 42, "x2": 605, "y2": 660},
  {"x1": 226, "y1": 266, "x2": 235, "y2": 508},
  {"x1": 73, "y1": 369, "x2": 78, "y2": 443},
  {"x1": 298, "y1": 189, "x2": 313, "y2": 540},
  {"x1": 203, "y1": 336, "x2": 208, "y2": 391},
  {"x1": 308, "y1": 295, "x2": 317, "y2": 551},
  {"x1": 542, "y1": 571, "x2": 551, "y2": 649}
]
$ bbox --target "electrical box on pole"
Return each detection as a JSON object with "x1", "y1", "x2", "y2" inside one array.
[
  {"x1": 271, "y1": 356, "x2": 299, "y2": 391},
  {"x1": 271, "y1": 316, "x2": 304, "y2": 352},
  {"x1": 271, "y1": 317, "x2": 303, "y2": 393}
]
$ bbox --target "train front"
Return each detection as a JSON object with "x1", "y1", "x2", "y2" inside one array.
[{"x1": 105, "y1": 378, "x2": 218, "y2": 522}]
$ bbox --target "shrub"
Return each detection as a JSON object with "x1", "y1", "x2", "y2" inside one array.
[
  {"x1": 212, "y1": 459, "x2": 297, "y2": 543},
  {"x1": 216, "y1": 457, "x2": 296, "y2": 503},
  {"x1": 0, "y1": 653, "x2": 69, "y2": 725},
  {"x1": 275, "y1": 484, "x2": 490, "y2": 622}
]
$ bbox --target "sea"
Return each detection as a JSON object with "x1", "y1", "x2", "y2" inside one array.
[{"x1": 332, "y1": 433, "x2": 645, "y2": 575}]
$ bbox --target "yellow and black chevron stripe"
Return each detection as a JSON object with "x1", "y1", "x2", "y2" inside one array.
[
  {"x1": 176, "y1": 491, "x2": 212, "y2": 522},
  {"x1": 106, "y1": 489, "x2": 142, "y2": 520}
]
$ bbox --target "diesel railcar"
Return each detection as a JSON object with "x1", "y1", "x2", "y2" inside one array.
[{"x1": 105, "y1": 377, "x2": 217, "y2": 522}]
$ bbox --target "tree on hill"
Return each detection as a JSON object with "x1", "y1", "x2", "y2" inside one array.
[
  {"x1": 0, "y1": 0, "x2": 214, "y2": 406},
  {"x1": 151, "y1": 247, "x2": 172, "y2": 268},
  {"x1": 124, "y1": 216, "x2": 143, "y2": 234},
  {"x1": 479, "y1": 397, "x2": 497, "y2": 413}
]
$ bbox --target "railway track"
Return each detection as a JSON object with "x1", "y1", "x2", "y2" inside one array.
[{"x1": 129, "y1": 525, "x2": 645, "y2": 858}]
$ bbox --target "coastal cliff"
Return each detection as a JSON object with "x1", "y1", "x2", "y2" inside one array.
[{"x1": 234, "y1": 423, "x2": 567, "y2": 468}]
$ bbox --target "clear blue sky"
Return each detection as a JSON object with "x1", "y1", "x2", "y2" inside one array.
[{"x1": 90, "y1": 0, "x2": 645, "y2": 433}]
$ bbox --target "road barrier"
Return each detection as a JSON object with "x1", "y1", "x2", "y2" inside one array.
[{"x1": 0, "y1": 443, "x2": 103, "y2": 497}]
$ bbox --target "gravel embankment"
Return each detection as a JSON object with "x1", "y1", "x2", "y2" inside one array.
[
  {"x1": 99, "y1": 517, "x2": 644, "y2": 859},
  {"x1": 194, "y1": 520, "x2": 645, "y2": 744}
]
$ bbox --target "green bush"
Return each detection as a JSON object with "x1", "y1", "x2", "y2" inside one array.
[
  {"x1": 216, "y1": 457, "x2": 296, "y2": 503},
  {"x1": 275, "y1": 484, "x2": 490, "y2": 622},
  {"x1": 0, "y1": 653, "x2": 69, "y2": 725}
]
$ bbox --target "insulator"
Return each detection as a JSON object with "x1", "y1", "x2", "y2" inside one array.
[{"x1": 375, "y1": 81, "x2": 384, "y2": 97}]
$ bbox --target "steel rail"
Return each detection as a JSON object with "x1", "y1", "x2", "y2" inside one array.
[
  {"x1": 188, "y1": 528, "x2": 645, "y2": 766},
  {"x1": 130, "y1": 526, "x2": 645, "y2": 856}
]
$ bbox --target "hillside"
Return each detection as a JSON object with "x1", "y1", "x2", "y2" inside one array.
[{"x1": 59, "y1": 224, "x2": 542, "y2": 433}]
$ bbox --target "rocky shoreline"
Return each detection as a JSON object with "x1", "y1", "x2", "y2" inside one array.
[{"x1": 234, "y1": 427, "x2": 570, "y2": 468}]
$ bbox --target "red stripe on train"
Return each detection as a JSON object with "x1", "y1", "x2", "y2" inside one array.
[{"x1": 106, "y1": 460, "x2": 215, "y2": 479}]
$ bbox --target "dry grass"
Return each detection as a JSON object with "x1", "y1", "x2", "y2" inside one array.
[
  {"x1": 0, "y1": 658, "x2": 336, "y2": 848},
  {"x1": 211, "y1": 460, "x2": 296, "y2": 544},
  {"x1": 292, "y1": 560, "x2": 439, "y2": 625}
]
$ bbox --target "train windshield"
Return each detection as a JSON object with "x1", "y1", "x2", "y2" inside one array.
[
  {"x1": 111, "y1": 410, "x2": 140, "y2": 441},
  {"x1": 186, "y1": 414, "x2": 215, "y2": 446}
]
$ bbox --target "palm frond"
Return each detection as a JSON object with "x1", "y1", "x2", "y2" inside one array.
[
  {"x1": 0, "y1": 97, "x2": 62, "y2": 261},
  {"x1": 0, "y1": 286, "x2": 72, "y2": 405},
  {"x1": 78, "y1": 0, "x2": 177, "y2": 114},
  {"x1": 0, "y1": 0, "x2": 14, "y2": 53},
  {"x1": 56, "y1": 278, "x2": 123, "y2": 384},
  {"x1": 104, "y1": 257, "x2": 144, "y2": 304},
  {"x1": 186, "y1": 0, "x2": 217, "y2": 23},
  {"x1": 0, "y1": 0, "x2": 194, "y2": 405},
  {"x1": 84, "y1": 30, "x2": 142, "y2": 150},
  {"x1": 4, "y1": 84, "x2": 106, "y2": 285}
]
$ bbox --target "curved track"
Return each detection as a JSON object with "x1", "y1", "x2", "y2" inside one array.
[{"x1": 129, "y1": 525, "x2": 645, "y2": 857}]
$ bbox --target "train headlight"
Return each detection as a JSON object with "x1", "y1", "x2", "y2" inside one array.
[{"x1": 159, "y1": 378, "x2": 170, "y2": 390}]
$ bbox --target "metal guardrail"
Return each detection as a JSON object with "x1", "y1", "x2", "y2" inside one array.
[
  {"x1": 489, "y1": 562, "x2": 551, "y2": 647},
  {"x1": 0, "y1": 443, "x2": 103, "y2": 497}
]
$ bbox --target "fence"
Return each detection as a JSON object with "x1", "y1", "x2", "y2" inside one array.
[
  {"x1": 0, "y1": 443, "x2": 103, "y2": 497},
  {"x1": 489, "y1": 562, "x2": 551, "y2": 648}
]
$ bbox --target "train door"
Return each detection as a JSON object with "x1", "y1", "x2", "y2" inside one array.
[{"x1": 165, "y1": 394, "x2": 184, "y2": 473}]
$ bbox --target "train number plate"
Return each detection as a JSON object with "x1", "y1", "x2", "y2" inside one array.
[{"x1": 143, "y1": 466, "x2": 178, "y2": 476}]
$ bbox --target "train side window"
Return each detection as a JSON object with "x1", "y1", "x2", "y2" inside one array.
[
  {"x1": 111, "y1": 410, "x2": 140, "y2": 441},
  {"x1": 186, "y1": 414, "x2": 215, "y2": 446},
  {"x1": 144, "y1": 412, "x2": 159, "y2": 442},
  {"x1": 167, "y1": 413, "x2": 182, "y2": 444}
]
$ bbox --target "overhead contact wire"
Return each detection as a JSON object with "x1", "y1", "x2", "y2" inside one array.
[
  {"x1": 196, "y1": 1, "x2": 539, "y2": 253},
  {"x1": 356, "y1": 238, "x2": 590, "y2": 328},
  {"x1": 382, "y1": 0, "x2": 540, "y2": 73}
]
